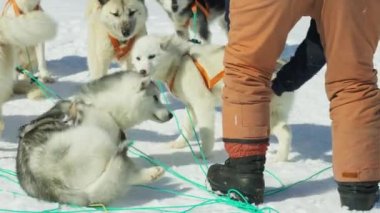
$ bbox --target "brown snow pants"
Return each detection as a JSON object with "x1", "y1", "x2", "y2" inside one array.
[{"x1": 223, "y1": 0, "x2": 380, "y2": 182}]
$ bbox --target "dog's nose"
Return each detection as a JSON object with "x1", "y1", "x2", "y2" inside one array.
[
  {"x1": 168, "y1": 113, "x2": 173, "y2": 120},
  {"x1": 122, "y1": 28, "x2": 130, "y2": 37},
  {"x1": 140, "y1": 69, "x2": 147, "y2": 76},
  {"x1": 172, "y1": 4, "x2": 178, "y2": 12}
]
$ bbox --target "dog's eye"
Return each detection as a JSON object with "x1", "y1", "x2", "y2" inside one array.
[
  {"x1": 153, "y1": 95, "x2": 159, "y2": 103},
  {"x1": 129, "y1": 9, "x2": 137, "y2": 17},
  {"x1": 136, "y1": 56, "x2": 141, "y2": 61},
  {"x1": 111, "y1": 12, "x2": 120, "y2": 17},
  {"x1": 148, "y1": 54, "x2": 156, "y2": 60}
]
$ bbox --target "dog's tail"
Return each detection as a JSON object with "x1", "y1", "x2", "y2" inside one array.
[{"x1": 0, "y1": 11, "x2": 57, "y2": 46}]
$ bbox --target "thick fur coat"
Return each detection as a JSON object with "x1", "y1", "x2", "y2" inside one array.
[{"x1": 16, "y1": 72, "x2": 172, "y2": 205}]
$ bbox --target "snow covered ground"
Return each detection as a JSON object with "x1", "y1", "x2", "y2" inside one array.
[{"x1": 0, "y1": 0, "x2": 379, "y2": 212}]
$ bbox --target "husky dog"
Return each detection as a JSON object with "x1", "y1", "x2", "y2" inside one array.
[
  {"x1": 16, "y1": 71, "x2": 173, "y2": 205},
  {"x1": 86, "y1": 0, "x2": 148, "y2": 80},
  {"x1": 156, "y1": 0, "x2": 226, "y2": 42},
  {"x1": 0, "y1": 10, "x2": 56, "y2": 136},
  {"x1": 2, "y1": 0, "x2": 56, "y2": 83},
  {"x1": 131, "y1": 35, "x2": 294, "y2": 161}
]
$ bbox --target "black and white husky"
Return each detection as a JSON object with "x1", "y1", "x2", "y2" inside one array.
[
  {"x1": 16, "y1": 72, "x2": 173, "y2": 206},
  {"x1": 156, "y1": 0, "x2": 226, "y2": 42}
]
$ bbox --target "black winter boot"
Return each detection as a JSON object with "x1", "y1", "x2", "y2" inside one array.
[
  {"x1": 207, "y1": 156, "x2": 266, "y2": 205},
  {"x1": 338, "y1": 181, "x2": 379, "y2": 211}
]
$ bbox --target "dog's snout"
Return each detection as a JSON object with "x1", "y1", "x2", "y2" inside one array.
[
  {"x1": 122, "y1": 28, "x2": 130, "y2": 37},
  {"x1": 140, "y1": 69, "x2": 147, "y2": 76},
  {"x1": 172, "y1": 4, "x2": 178, "y2": 12}
]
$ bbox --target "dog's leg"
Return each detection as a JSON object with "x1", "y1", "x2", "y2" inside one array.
[
  {"x1": 169, "y1": 105, "x2": 197, "y2": 149},
  {"x1": 271, "y1": 121, "x2": 292, "y2": 162},
  {"x1": 0, "y1": 81, "x2": 13, "y2": 136},
  {"x1": 88, "y1": 50, "x2": 113, "y2": 80},
  {"x1": 0, "y1": 48, "x2": 16, "y2": 137},
  {"x1": 84, "y1": 153, "x2": 134, "y2": 204},
  {"x1": 128, "y1": 166, "x2": 165, "y2": 185},
  {"x1": 192, "y1": 101, "x2": 216, "y2": 158},
  {"x1": 0, "y1": 106, "x2": 4, "y2": 136},
  {"x1": 35, "y1": 43, "x2": 54, "y2": 83},
  {"x1": 270, "y1": 93, "x2": 294, "y2": 162}
]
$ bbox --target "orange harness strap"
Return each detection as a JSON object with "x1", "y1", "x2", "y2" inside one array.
[
  {"x1": 183, "y1": 0, "x2": 210, "y2": 28},
  {"x1": 189, "y1": 55, "x2": 224, "y2": 90},
  {"x1": 108, "y1": 35, "x2": 135, "y2": 60},
  {"x1": 168, "y1": 54, "x2": 224, "y2": 92},
  {"x1": 2, "y1": 0, "x2": 41, "y2": 16}
]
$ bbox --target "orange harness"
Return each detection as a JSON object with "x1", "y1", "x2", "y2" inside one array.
[
  {"x1": 2, "y1": 0, "x2": 41, "y2": 16},
  {"x1": 108, "y1": 35, "x2": 136, "y2": 60},
  {"x1": 168, "y1": 54, "x2": 224, "y2": 92},
  {"x1": 183, "y1": 0, "x2": 210, "y2": 28}
]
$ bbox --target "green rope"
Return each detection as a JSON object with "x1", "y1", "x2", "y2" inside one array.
[
  {"x1": 264, "y1": 166, "x2": 333, "y2": 196},
  {"x1": 156, "y1": 82, "x2": 209, "y2": 177},
  {"x1": 15, "y1": 66, "x2": 62, "y2": 100}
]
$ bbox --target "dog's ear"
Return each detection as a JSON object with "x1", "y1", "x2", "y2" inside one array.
[
  {"x1": 139, "y1": 77, "x2": 151, "y2": 91},
  {"x1": 159, "y1": 35, "x2": 174, "y2": 51},
  {"x1": 160, "y1": 34, "x2": 191, "y2": 55},
  {"x1": 98, "y1": 0, "x2": 109, "y2": 6}
]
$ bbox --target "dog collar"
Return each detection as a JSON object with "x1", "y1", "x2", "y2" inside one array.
[
  {"x1": 108, "y1": 34, "x2": 136, "y2": 60},
  {"x1": 2, "y1": 0, "x2": 41, "y2": 16}
]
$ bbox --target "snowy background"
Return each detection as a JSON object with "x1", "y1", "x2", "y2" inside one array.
[{"x1": 0, "y1": 0, "x2": 379, "y2": 212}]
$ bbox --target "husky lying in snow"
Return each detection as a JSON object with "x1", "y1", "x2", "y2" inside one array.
[
  {"x1": 16, "y1": 72, "x2": 173, "y2": 205},
  {"x1": 131, "y1": 35, "x2": 294, "y2": 161},
  {"x1": 2, "y1": 0, "x2": 56, "y2": 83},
  {"x1": 0, "y1": 9, "x2": 56, "y2": 137},
  {"x1": 86, "y1": 0, "x2": 148, "y2": 79},
  {"x1": 156, "y1": 0, "x2": 226, "y2": 42}
]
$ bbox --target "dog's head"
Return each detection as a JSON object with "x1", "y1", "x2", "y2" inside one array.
[
  {"x1": 80, "y1": 72, "x2": 172, "y2": 128},
  {"x1": 97, "y1": 0, "x2": 147, "y2": 40},
  {"x1": 156, "y1": 0, "x2": 192, "y2": 14},
  {"x1": 131, "y1": 35, "x2": 190, "y2": 76},
  {"x1": 118, "y1": 72, "x2": 173, "y2": 127}
]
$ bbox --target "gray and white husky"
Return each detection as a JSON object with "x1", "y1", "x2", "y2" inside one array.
[
  {"x1": 131, "y1": 35, "x2": 294, "y2": 161},
  {"x1": 16, "y1": 71, "x2": 173, "y2": 206}
]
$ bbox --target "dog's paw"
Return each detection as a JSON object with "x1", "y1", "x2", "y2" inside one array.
[
  {"x1": 0, "y1": 120, "x2": 4, "y2": 136},
  {"x1": 27, "y1": 88, "x2": 45, "y2": 100},
  {"x1": 195, "y1": 151, "x2": 211, "y2": 160},
  {"x1": 147, "y1": 166, "x2": 165, "y2": 181},
  {"x1": 274, "y1": 153, "x2": 288, "y2": 162},
  {"x1": 168, "y1": 140, "x2": 187, "y2": 149},
  {"x1": 40, "y1": 75, "x2": 55, "y2": 83}
]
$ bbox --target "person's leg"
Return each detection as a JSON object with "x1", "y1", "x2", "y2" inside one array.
[
  {"x1": 272, "y1": 19, "x2": 326, "y2": 96},
  {"x1": 319, "y1": 0, "x2": 380, "y2": 210},
  {"x1": 207, "y1": 0, "x2": 306, "y2": 204}
]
